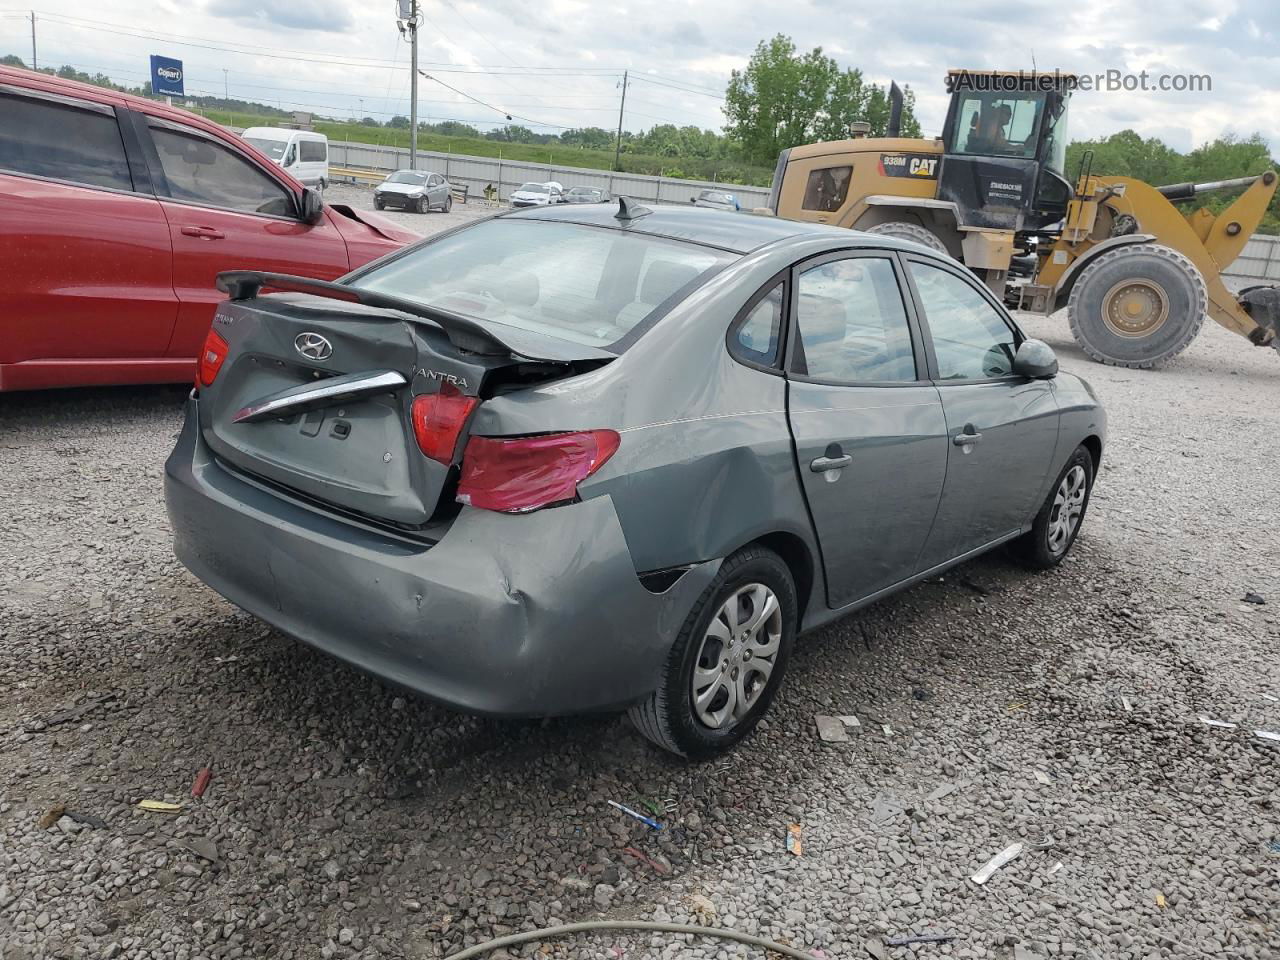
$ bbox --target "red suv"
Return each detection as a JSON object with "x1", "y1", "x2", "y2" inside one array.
[{"x1": 0, "y1": 66, "x2": 419, "y2": 391}]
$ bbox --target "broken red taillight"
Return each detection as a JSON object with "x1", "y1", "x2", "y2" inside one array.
[
  {"x1": 410, "y1": 384, "x2": 480, "y2": 463},
  {"x1": 196, "y1": 329, "x2": 229, "y2": 388},
  {"x1": 457, "y1": 430, "x2": 621, "y2": 513}
]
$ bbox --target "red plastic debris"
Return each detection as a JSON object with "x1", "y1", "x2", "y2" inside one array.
[{"x1": 191, "y1": 767, "x2": 212, "y2": 798}]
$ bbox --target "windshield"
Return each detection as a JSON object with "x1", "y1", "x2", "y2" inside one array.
[
  {"x1": 948, "y1": 92, "x2": 1045, "y2": 160},
  {"x1": 244, "y1": 136, "x2": 287, "y2": 161},
  {"x1": 569, "y1": 187, "x2": 600, "y2": 196},
  {"x1": 517, "y1": 182, "x2": 548, "y2": 194},
  {"x1": 352, "y1": 219, "x2": 732, "y2": 349},
  {"x1": 387, "y1": 171, "x2": 428, "y2": 185}
]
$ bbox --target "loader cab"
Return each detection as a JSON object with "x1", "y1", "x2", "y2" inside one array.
[{"x1": 939, "y1": 73, "x2": 1075, "y2": 232}]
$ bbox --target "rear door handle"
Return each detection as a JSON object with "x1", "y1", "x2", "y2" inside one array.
[
  {"x1": 180, "y1": 225, "x2": 225, "y2": 240},
  {"x1": 810, "y1": 454, "x2": 852, "y2": 472},
  {"x1": 953, "y1": 431, "x2": 983, "y2": 446}
]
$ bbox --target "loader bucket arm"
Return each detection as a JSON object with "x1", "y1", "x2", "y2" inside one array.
[{"x1": 1100, "y1": 173, "x2": 1278, "y2": 343}]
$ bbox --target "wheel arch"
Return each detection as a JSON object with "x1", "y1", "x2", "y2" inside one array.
[
  {"x1": 851, "y1": 199, "x2": 964, "y2": 260},
  {"x1": 742, "y1": 530, "x2": 818, "y2": 626},
  {"x1": 1080, "y1": 433, "x2": 1103, "y2": 472}
]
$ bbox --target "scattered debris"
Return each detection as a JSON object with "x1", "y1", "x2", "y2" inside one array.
[
  {"x1": 607, "y1": 800, "x2": 662, "y2": 830},
  {"x1": 1262, "y1": 693, "x2": 1280, "y2": 704},
  {"x1": 41, "y1": 693, "x2": 116, "y2": 728},
  {"x1": 911, "y1": 687, "x2": 931, "y2": 701},
  {"x1": 1007, "y1": 702, "x2": 1027, "y2": 712},
  {"x1": 1268, "y1": 841, "x2": 1280, "y2": 853},
  {"x1": 1033, "y1": 770, "x2": 1052, "y2": 785},
  {"x1": 622, "y1": 845, "x2": 670, "y2": 875},
  {"x1": 212, "y1": 654, "x2": 241, "y2": 663},
  {"x1": 1198, "y1": 716, "x2": 1238, "y2": 729},
  {"x1": 926, "y1": 782, "x2": 957, "y2": 802},
  {"x1": 1121, "y1": 695, "x2": 1133, "y2": 712},
  {"x1": 1242, "y1": 592, "x2": 1266, "y2": 605},
  {"x1": 183, "y1": 837, "x2": 219, "y2": 862},
  {"x1": 838, "y1": 715, "x2": 861, "y2": 730},
  {"x1": 1155, "y1": 892, "x2": 1167, "y2": 909},
  {"x1": 970, "y1": 842, "x2": 1024, "y2": 884},
  {"x1": 881, "y1": 724, "x2": 894, "y2": 736},
  {"x1": 865, "y1": 938, "x2": 888, "y2": 960},
  {"x1": 815, "y1": 715, "x2": 849, "y2": 743},
  {"x1": 871, "y1": 795, "x2": 905, "y2": 825},
  {"x1": 64, "y1": 810, "x2": 107, "y2": 829},
  {"x1": 37, "y1": 804, "x2": 67, "y2": 830},
  {"x1": 786, "y1": 823, "x2": 803, "y2": 856},
  {"x1": 688, "y1": 893, "x2": 716, "y2": 922},
  {"x1": 1029, "y1": 834, "x2": 1057, "y2": 851},
  {"x1": 137, "y1": 800, "x2": 184, "y2": 815},
  {"x1": 636, "y1": 797, "x2": 662, "y2": 817},
  {"x1": 1047, "y1": 861, "x2": 1063, "y2": 875},
  {"x1": 884, "y1": 933, "x2": 956, "y2": 947},
  {"x1": 1254, "y1": 730, "x2": 1280, "y2": 742},
  {"x1": 191, "y1": 767, "x2": 213, "y2": 798}
]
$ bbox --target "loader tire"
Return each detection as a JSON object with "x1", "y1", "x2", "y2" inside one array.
[
  {"x1": 865, "y1": 221, "x2": 951, "y2": 257},
  {"x1": 1067, "y1": 243, "x2": 1206, "y2": 368}
]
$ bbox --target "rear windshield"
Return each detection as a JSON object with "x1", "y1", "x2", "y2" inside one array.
[
  {"x1": 352, "y1": 219, "x2": 733, "y2": 349},
  {"x1": 244, "y1": 136, "x2": 286, "y2": 161}
]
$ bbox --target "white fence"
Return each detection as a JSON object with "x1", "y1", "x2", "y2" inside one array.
[
  {"x1": 326, "y1": 139, "x2": 772, "y2": 208},
  {"x1": 1222, "y1": 233, "x2": 1280, "y2": 286}
]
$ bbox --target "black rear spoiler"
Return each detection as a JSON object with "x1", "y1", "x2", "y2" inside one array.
[{"x1": 217, "y1": 270, "x2": 516, "y2": 357}]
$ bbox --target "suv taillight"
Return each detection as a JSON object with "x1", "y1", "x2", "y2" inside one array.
[
  {"x1": 197, "y1": 329, "x2": 229, "y2": 388},
  {"x1": 411, "y1": 384, "x2": 480, "y2": 463},
  {"x1": 457, "y1": 430, "x2": 620, "y2": 513}
]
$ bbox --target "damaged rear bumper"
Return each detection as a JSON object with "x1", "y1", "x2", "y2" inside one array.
[{"x1": 164, "y1": 395, "x2": 719, "y2": 716}]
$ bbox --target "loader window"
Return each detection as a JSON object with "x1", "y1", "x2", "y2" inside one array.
[
  {"x1": 802, "y1": 166, "x2": 852, "y2": 212},
  {"x1": 950, "y1": 93, "x2": 1043, "y2": 160}
]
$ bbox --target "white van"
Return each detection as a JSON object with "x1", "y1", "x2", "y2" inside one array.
[{"x1": 241, "y1": 127, "x2": 329, "y2": 190}]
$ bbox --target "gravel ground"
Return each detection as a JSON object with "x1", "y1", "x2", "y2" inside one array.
[{"x1": 2, "y1": 206, "x2": 1279, "y2": 960}]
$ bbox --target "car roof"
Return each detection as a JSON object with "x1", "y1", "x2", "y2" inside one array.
[
  {"x1": 506, "y1": 201, "x2": 926, "y2": 255},
  {"x1": 243, "y1": 126, "x2": 324, "y2": 140}
]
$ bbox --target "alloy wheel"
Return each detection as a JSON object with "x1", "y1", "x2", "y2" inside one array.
[
  {"x1": 690, "y1": 583, "x2": 782, "y2": 730},
  {"x1": 1047, "y1": 465, "x2": 1088, "y2": 554}
]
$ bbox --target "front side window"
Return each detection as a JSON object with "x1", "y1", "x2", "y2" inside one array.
[
  {"x1": 801, "y1": 166, "x2": 852, "y2": 212},
  {"x1": 0, "y1": 93, "x2": 133, "y2": 191},
  {"x1": 949, "y1": 93, "x2": 1044, "y2": 160},
  {"x1": 150, "y1": 122, "x2": 294, "y2": 217},
  {"x1": 283, "y1": 143, "x2": 297, "y2": 167},
  {"x1": 733, "y1": 283, "x2": 784, "y2": 366},
  {"x1": 794, "y1": 257, "x2": 916, "y2": 383},
  {"x1": 909, "y1": 261, "x2": 1017, "y2": 380},
  {"x1": 353, "y1": 219, "x2": 731, "y2": 349}
]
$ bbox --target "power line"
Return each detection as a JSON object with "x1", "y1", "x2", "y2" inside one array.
[
  {"x1": 629, "y1": 75, "x2": 726, "y2": 100},
  {"x1": 418, "y1": 69, "x2": 571, "y2": 129}
]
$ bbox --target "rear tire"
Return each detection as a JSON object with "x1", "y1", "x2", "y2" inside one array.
[
  {"x1": 865, "y1": 221, "x2": 951, "y2": 256},
  {"x1": 1067, "y1": 243, "x2": 1206, "y2": 368},
  {"x1": 628, "y1": 547, "x2": 796, "y2": 759},
  {"x1": 1010, "y1": 445, "x2": 1094, "y2": 570}
]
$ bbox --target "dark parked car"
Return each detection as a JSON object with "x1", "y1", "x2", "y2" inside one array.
[
  {"x1": 564, "y1": 185, "x2": 610, "y2": 204},
  {"x1": 373, "y1": 169, "x2": 454, "y2": 213},
  {"x1": 166, "y1": 201, "x2": 1105, "y2": 757},
  {"x1": 0, "y1": 65, "x2": 416, "y2": 391}
]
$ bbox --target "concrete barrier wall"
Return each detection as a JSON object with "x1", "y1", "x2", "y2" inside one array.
[{"x1": 326, "y1": 139, "x2": 772, "y2": 208}]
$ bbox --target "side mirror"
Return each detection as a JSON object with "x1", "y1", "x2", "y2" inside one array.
[
  {"x1": 1012, "y1": 338, "x2": 1059, "y2": 379},
  {"x1": 691, "y1": 196, "x2": 698, "y2": 203},
  {"x1": 300, "y1": 187, "x2": 325, "y2": 224}
]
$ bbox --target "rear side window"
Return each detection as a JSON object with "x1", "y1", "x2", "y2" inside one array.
[
  {"x1": 149, "y1": 121, "x2": 294, "y2": 217},
  {"x1": 0, "y1": 93, "x2": 132, "y2": 191},
  {"x1": 794, "y1": 257, "x2": 916, "y2": 383},
  {"x1": 299, "y1": 139, "x2": 326, "y2": 162},
  {"x1": 732, "y1": 283, "x2": 783, "y2": 366},
  {"x1": 802, "y1": 166, "x2": 851, "y2": 212}
]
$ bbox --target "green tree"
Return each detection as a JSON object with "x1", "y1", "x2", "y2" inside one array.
[
  {"x1": 2, "y1": 54, "x2": 26, "y2": 67},
  {"x1": 723, "y1": 34, "x2": 920, "y2": 165},
  {"x1": 387, "y1": 115, "x2": 410, "y2": 129}
]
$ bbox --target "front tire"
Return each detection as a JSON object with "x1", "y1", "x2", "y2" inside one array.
[
  {"x1": 416, "y1": 196, "x2": 429, "y2": 214},
  {"x1": 1067, "y1": 243, "x2": 1206, "y2": 368},
  {"x1": 629, "y1": 547, "x2": 796, "y2": 758},
  {"x1": 444, "y1": 194, "x2": 453, "y2": 213},
  {"x1": 1010, "y1": 445, "x2": 1094, "y2": 570}
]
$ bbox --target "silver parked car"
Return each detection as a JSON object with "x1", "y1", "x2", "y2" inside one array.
[
  {"x1": 374, "y1": 169, "x2": 453, "y2": 213},
  {"x1": 166, "y1": 200, "x2": 1105, "y2": 758},
  {"x1": 693, "y1": 189, "x2": 740, "y2": 211}
]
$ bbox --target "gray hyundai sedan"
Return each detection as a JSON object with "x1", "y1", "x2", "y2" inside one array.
[{"x1": 165, "y1": 199, "x2": 1105, "y2": 758}]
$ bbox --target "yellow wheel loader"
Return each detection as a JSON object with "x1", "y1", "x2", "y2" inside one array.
[{"x1": 767, "y1": 70, "x2": 1280, "y2": 368}]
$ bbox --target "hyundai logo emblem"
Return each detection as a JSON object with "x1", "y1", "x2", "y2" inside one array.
[{"x1": 294, "y1": 332, "x2": 333, "y2": 361}]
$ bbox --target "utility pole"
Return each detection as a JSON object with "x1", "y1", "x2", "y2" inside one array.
[
  {"x1": 409, "y1": 0, "x2": 419, "y2": 171},
  {"x1": 222, "y1": 68, "x2": 228, "y2": 102},
  {"x1": 30, "y1": 11, "x2": 37, "y2": 70},
  {"x1": 613, "y1": 70, "x2": 628, "y2": 173}
]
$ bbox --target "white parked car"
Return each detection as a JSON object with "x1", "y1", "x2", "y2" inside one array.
[
  {"x1": 509, "y1": 181, "x2": 564, "y2": 207},
  {"x1": 241, "y1": 127, "x2": 329, "y2": 190}
]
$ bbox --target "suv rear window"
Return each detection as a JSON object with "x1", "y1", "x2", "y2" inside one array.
[
  {"x1": 353, "y1": 219, "x2": 733, "y2": 349},
  {"x1": 298, "y1": 139, "x2": 326, "y2": 162},
  {"x1": 0, "y1": 92, "x2": 133, "y2": 191}
]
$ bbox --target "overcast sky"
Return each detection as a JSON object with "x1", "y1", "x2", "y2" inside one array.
[{"x1": 3, "y1": 0, "x2": 1276, "y2": 153}]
